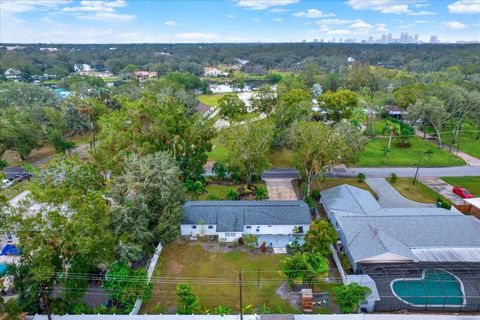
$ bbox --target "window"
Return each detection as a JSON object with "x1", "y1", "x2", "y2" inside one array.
[
  {"x1": 208, "y1": 225, "x2": 213, "y2": 229},
  {"x1": 246, "y1": 226, "x2": 252, "y2": 229},
  {"x1": 192, "y1": 225, "x2": 197, "y2": 229},
  {"x1": 268, "y1": 225, "x2": 272, "y2": 227},
  {"x1": 225, "y1": 233, "x2": 236, "y2": 237}
]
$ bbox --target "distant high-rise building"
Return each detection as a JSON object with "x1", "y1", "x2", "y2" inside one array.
[
  {"x1": 313, "y1": 38, "x2": 318, "y2": 43},
  {"x1": 368, "y1": 36, "x2": 374, "y2": 43},
  {"x1": 430, "y1": 35, "x2": 439, "y2": 43}
]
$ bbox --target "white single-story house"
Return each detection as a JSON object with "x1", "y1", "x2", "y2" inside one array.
[{"x1": 181, "y1": 201, "x2": 311, "y2": 247}]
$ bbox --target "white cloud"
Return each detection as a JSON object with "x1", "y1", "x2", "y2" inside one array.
[
  {"x1": 269, "y1": 8, "x2": 288, "y2": 13},
  {"x1": 346, "y1": 0, "x2": 432, "y2": 14},
  {"x1": 61, "y1": 0, "x2": 135, "y2": 22},
  {"x1": 165, "y1": 20, "x2": 178, "y2": 26},
  {"x1": 252, "y1": 18, "x2": 261, "y2": 22},
  {"x1": 442, "y1": 20, "x2": 468, "y2": 29},
  {"x1": 408, "y1": 10, "x2": 436, "y2": 15},
  {"x1": 293, "y1": 9, "x2": 335, "y2": 18},
  {"x1": 175, "y1": 32, "x2": 219, "y2": 40},
  {"x1": 349, "y1": 19, "x2": 373, "y2": 29},
  {"x1": 448, "y1": 0, "x2": 480, "y2": 14},
  {"x1": 234, "y1": 0, "x2": 299, "y2": 10},
  {"x1": 317, "y1": 18, "x2": 351, "y2": 25},
  {"x1": 0, "y1": 0, "x2": 70, "y2": 13},
  {"x1": 414, "y1": 3, "x2": 430, "y2": 7},
  {"x1": 273, "y1": 17, "x2": 283, "y2": 23},
  {"x1": 227, "y1": 14, "x2": 235, "y2": 18},
  {"x1": 375, "y1": 23, "x2": 388, "y2": 32},
  {"x1": 414, "y1": 20, "x2": 429, "y2": 23},
  {"x1": 76, "y1": 12, "x2": 135, "y2": 22}
]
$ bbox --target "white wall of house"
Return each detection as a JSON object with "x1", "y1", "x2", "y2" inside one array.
[
  {"x1": 242, "y1": 224, "x2": 310, "y2": 235},
  {"x1": 180, "y1": 224, "x2": 217, "y2": 237},
  {"x1": 218, "y1": 232, "x2": 242, "y2": 242}
]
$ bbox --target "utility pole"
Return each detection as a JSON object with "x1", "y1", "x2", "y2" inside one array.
[
  {"x1": 257, "y1": 269, "x2": 260, "y2": 288},
  {"x1": 239, "y1": 270, "x2": 243, "y2": 320}
]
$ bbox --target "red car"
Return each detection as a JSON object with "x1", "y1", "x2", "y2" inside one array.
[{"x1": 452, "y1": 187, "x2": 474, "y2": 199}]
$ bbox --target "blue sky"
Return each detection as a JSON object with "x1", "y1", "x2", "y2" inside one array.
[{"x1": 0, "y1": 0, "x2": 479, "y2": 43}]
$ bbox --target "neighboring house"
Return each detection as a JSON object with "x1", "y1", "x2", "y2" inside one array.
[
  {"x1": 74, "y1": 63, "x2": 93, "y2": 73},
  {"x1": 4, "y1": 68, "x2": 22, "y2": 81},
  {"x1": 321, "y1": 184, "x2": 480, "y2": 312},
  {"x1": 196, "y1": 103, "x2": 211, "y2": 114},
  {"x1": 181, "y1": 201, "x2": 311, "y2": 248},
  {"x1": 203, "y1": 67, "x2": 222, "y2": 77},
  {"x1": 40, "y1": 47, "x2": 58, "y2": 52},
  {"x1": 386, "y1": 105, "x2": 407, "y2": 120},
  {"x1": 134, "y1": 71, "x2": 158, "y2": 81}
]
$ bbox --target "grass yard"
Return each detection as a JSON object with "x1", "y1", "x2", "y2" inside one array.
[
  {"x1": 441, "y1": 176, "x2": 480, "y2": 197},
  {"x1": 426, "y1": 122, "x2": 480, "y2": 158},
  {"x1": 311, "y1": 178, "x2": 377, "y2": 199},
  {"x1": 387, "y1": 178, "x2": 447, "y2": 204},
  {"x1": 193, "y1": 182, "x2": 268, "y2": 200},
  {"x1": 141, "y1": 243, "x2": 302, "y2": 314},
  {"x1": 357, "y1": 136, "x2": 465, "y2": 167},
  {"x1": 0, "y1": 180, "x2": 31, "y2": 200},
  {"x1": 207, "y1": 138, "x2": 229, "y2": 162},
  {"x1": 198, "y1": 94, "x2": 225, "y2": 107},
  {"x1": 268, "y1": 149, "x2": 294, "y2": 168}
]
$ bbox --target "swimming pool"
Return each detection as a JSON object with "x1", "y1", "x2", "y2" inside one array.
[
  {"x1": 0, "y1": 263, "x2": 8, "y2": 276},
  {"x1": 391, "y1": 269, "x2": 465, "y2": 307}
]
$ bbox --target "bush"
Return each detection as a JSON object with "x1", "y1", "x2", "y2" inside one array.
[
  {"x1": 286, "y1": 238, "x2": 302, "y2": 254},
  {"x1": 260, "y1": 242, "x2": 268, "y2": 254},
  {"x1": 237, "y1": 237, "x2": 244, "y2": 245},
  {"x1": 71, "y1": 302, "x2": 89, "y2": 314},
  {"x1": 357, "y1": 173, "x2": 366, "y2": 183},
  {"x1": 255, "y1": 187, "x2": 268, "y2": 200},
  {"x1": 311, "y1": 189, "x2": 320, "y2": 200},
  {"x1": 305, "y1": 195, "x2": 315, "y2": 214},
  {"x1": 243, "y1": 234, "x2": 258, "y2": 249},
  {"x1": 212, "y1": 161, "x2": 227, "y2": 181},
  {"x1": 206, "y1": 194, "x2": 220, "y2": 200},
  {"x1": 437, "y1": 198, "x2": 452, "y2": 209},
  {"x1": 226, "y1": 188, "x2": 240, "y2": 200},
  {"x1": 389, "y1": 172, "x2": 397, "y2": 183},
  {"x1": 333, "y1": 283, "x2": 371, "y2": 313}
]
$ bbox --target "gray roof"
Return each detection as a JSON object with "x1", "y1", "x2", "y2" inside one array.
[
  {"x1": 320, "y1": 184, "x2": 381, "y2": 215},
  {"x1": 336, "y1": 211, "x2": 480, "y2": 263},
  {"x1": 182, "y1": 201, "x2": 311, "y2": 232},
  {"x1": 322, "y1": 184, "x2": 480, "y2": 264}
]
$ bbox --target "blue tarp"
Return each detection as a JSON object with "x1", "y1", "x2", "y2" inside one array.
[{"x1": 1, "y1": 244, "x2": 21, "y2": 256}]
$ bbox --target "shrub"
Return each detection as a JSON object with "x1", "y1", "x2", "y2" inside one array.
[
  {"x1": 260, "y1": 241, "x2": 268, "y2": 254},
  {"x1": 389, "y1": 172, "x2": 397, "y2": 183},
  {"x1": 226, "y1": 188, "x2": 240, "y2": 200},
  {"x1": 243, "y1": 234, "x2": 258, "y2": 249},
  {"x1": 333, "y1": 283, "x2": 372, "y2": 313},
  {"x1": 437, "y1": 198, "x2": 452, "y2": 209},
  {"x1": 237, "y1": 237, "x2": 244, "y2": 245},
  {"x1": 311, "y1": 189, "x2": 320, "y2": 200},
  {"x1": 206, "y1": 194, "x2": 220, "y2": 200},
  {"x1": 357, "y1": 173, "x2": 366, "y2": 183},
  {"x1": 212, "y1": 161, "x2": 227, "y2": 181},
  {"x1": 255, "y1": 187, "x2": 268, "y2": 200},
  {"x1": 305, "y1": 195, "x2": 315, "y2": 214}
]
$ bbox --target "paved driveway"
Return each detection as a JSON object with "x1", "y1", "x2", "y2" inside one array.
[
  {"x1": 419, "y1": 177, "x2": 464, "y2": 205},
  {"x1": 366, "y1": 178, "x2": 434, "y2": 208},
  {"x1": 264, "y1": 178, "x2": 298, "y2": 200}
]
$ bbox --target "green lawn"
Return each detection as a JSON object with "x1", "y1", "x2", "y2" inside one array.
[
  {"x1": 426, "y1": 122, "x2": 480, "y2": 158},
  {"x1": 388, "y1": 178, "x2": 447, "y2": 204},
  {"x1": 141, "y1": 243, "x2": 302, "y2": 314},
  {"x1": 357, "y1": 136, "x2": 465, "y2": 167},
  {"x1": 311, "y1": 178, "x2": 377, "y2": 198},
  {"x1": 0, "y1": 180, "x2": 31, "y2": 200},
  {"x1": 198, "y1": 94, "x2": 225, "y2": 107},
  {"x1": 193, "y1": 182, "x2": 267, "y2": 200},
  {"x1": 441, "y1": 176, "x2": 480, "y2": 197},
  {"x1": 268, "y1": 149, "x2": 294, "y2": 168},
  {"x1": 207, "y1": 138, "x2": 229, "y2": 162}
]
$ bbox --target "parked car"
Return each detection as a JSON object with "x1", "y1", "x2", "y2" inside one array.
[
  {"x1": 15, "y1": 172, "x2": 33, "y2": 181},
  {"x1": 1, "y1": 179, "x2": 12, "y2": 190},
  {"x1": 452, "y1": 187, "x2": 473, "y2": 199}
]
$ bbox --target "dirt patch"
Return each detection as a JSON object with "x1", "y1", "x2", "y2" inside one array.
[
  {"x1": 276, "y1": 283, "x2": 300, "y2": 309},
  {"x1": 166, "y1": 259, "x2": 184, "y2": 275}
]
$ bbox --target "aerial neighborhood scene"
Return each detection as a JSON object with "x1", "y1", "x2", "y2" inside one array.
[{"x1": 1, "y1": 0, "x2": 480, "y2": 319}]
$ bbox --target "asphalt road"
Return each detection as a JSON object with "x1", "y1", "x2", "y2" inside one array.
[{"x1": 331, "y1": 166, "x2": 480, "y2": 178}]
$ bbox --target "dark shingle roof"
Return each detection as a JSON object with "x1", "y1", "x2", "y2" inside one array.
[{"x1": 182, "y1": 201, "x2": 311, "y2": 232}]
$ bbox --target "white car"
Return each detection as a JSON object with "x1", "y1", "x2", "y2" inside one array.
[{"x1": 1, "y1": 179, "x2": 12, "y2": 190}]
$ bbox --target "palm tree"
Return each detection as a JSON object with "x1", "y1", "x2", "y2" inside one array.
[{"x1": 382, "y1": 120, "x2": 401, "y2": 150}]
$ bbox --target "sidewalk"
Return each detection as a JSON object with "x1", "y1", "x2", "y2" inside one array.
[{"x1": 415, "y1": 129, "x2": 480, "y2": 166}]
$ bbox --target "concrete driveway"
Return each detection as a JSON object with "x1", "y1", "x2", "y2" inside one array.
[
  {"x1": 366, "y1": 178, "x2": 434, "y2": 208},
  {"x1": 264, "y1": 178, "x2": 298, "y2": 200},
  {"x1": 419, "y1": 177, "x2": 464, "y2": 205}
]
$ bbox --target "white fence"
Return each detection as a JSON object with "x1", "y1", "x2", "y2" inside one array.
[{"x1": 130, "y1": 242, "x2": 163, "y2": 315}]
